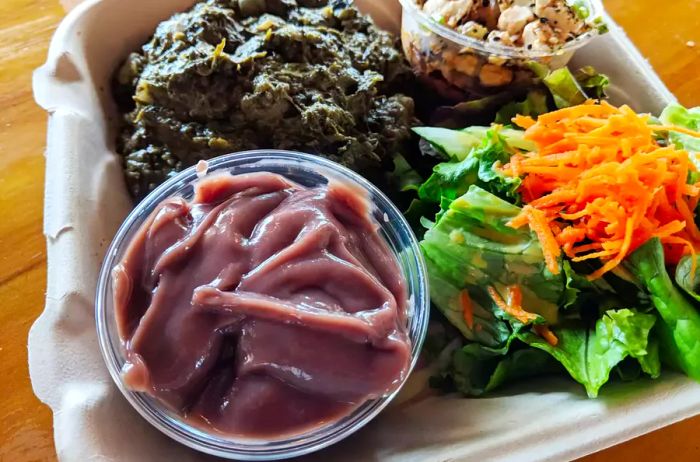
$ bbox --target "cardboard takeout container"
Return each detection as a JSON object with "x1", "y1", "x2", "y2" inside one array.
[{"x1": 30, "y1": 0, "x2": 699, "y2": 461}]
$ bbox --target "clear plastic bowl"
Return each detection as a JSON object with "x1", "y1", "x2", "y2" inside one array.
[
  {"x1": 399, "y1": 0, "x2": 604, "y2": 98},
  {"x1": 95, "y1": 150, "x2": 430, "y2": 460}
]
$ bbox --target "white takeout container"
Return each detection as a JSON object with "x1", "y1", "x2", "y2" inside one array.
[{"x1": 30, "y1": 1, "x2": 699, "y2": 461}]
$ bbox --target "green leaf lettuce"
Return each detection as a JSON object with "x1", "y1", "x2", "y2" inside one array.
[
  {"x1": 519, "y1": 309, "x2": 659, "y2": 397},
  {"x1": 625, "y1": 238, "x2": 700, "y2": 381}
]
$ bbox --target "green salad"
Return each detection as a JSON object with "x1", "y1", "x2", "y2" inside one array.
[{"x1": 399, "y1": 74, "x2": 700, "y2": 397}]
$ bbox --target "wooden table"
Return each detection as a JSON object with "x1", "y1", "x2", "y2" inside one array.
[{"x1": 0, "y1": 0, "x2": 698, "y2": 460}]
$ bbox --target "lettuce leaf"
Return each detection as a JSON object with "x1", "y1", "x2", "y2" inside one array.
[
  {"x1": 415, "y1": 129, "x2": 523, "y2": 206},
  {"x1": 675, "y1": 255, "x2": 700, "y2": 303},
  {"x1": 519, "y1": 309, "x2": 659, "y2": 397},
  {"x1": 561, "y1": 261, "x2": 631, "y2": 313},
  {"x1": 389, "y1": 153, "x2": 423, "y2": 193},
  {"x1": 574, "y1": 66, "x2": 610, "y2": 100},
  {"x1": 491, "y1": 67, "x2": 608, "y2": 122},
  {"x1": 676, "y1": 255, "x2": 700, "y2": 302},
  {"x1": 543, "y1": 67, "x2": 588, "y2": 109},
  {"x1": 412, "y1": 127, "x2": 483, "y2": 160},
  {"x1": 461, "y1": 126, "x2": 537, "y2": 153},
  {"x1": 526, "y1": 65, "x2": 610, "y2": 109},
  {"x1": 659, "y1": 104, "x2": 700, "y2": 160},
  {"x1": 443, "y1": 342, "x2": 560, "y2": 396},
  {"x1": 421, "y1": 186, "x2": 564, "y2": 340},
  {"x1": 403, "y1": 199, "x2": 436, "y2": 238},
  {"x1": 625, "y1": 238, "x2": 700, "y2": 381},
  {"x1": 428, "y1": 92, "x2": 527, "y2": 129},
  {"x1": 494, "y1": 90, "x2": 549, "y2": 125},
  {"x1": 436, "y1": 307, "x2": 659, "y2": 397},
  {"x1": 562, "y1": 260, "x2": 601, "y2": 309},
  {"x1": 413, "y1": 126, "x2": 536, "y2": 161},
  {"x1": 427, "y1": 272, "x2": 512, "y2": 347}
]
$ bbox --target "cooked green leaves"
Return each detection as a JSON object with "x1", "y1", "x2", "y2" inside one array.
[{"x1": 116, "y1": 0, "x2": 417, "y2": 199}]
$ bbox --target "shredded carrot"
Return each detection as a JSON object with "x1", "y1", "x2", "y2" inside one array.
[
  {"x1": 508, "y1": 211, "x2": 529, "y2": 229},
  {"x1": 506, "y1": 285, "x2": 523, "y2": 308},
  {"x1": 533, "y1": 325, "x2": 559, "y2": 346},
  {"x1": 460, "y1": 290, "x2": 474, "y2": 329},
  {"x1": 571, "y1": 249, "x2": 616, "y2": 262},
  {"x1": 513, "y1": 114, "x2": 536, "y2": 129},
  {"x1": 569, "y1": 242, "x2": 603, "y2": 255},
  {"x1": 487, "y1": 286, "x2": 538, "y2": 324},
  {"x1": 652, "y1": 125, "x2": 700, "y2": 139},
  {"x1": 504, "y1": 101, "x2": 700, "y2": 278},
  {"x1": 510, "y1": 206, "x2": 561, "y2": 275}
]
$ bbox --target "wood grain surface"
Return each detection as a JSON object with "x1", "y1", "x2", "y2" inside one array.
[{"x1": 0, "y1": 0, "x2": 698, "y2": 460}]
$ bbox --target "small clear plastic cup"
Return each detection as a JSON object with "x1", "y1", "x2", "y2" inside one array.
[
  {"x1": 95, "y1": 150, "x2": 430, "y2": 460},
  {"x1": 399, "y1": 0, "x2": 604, "y2": 98}
]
